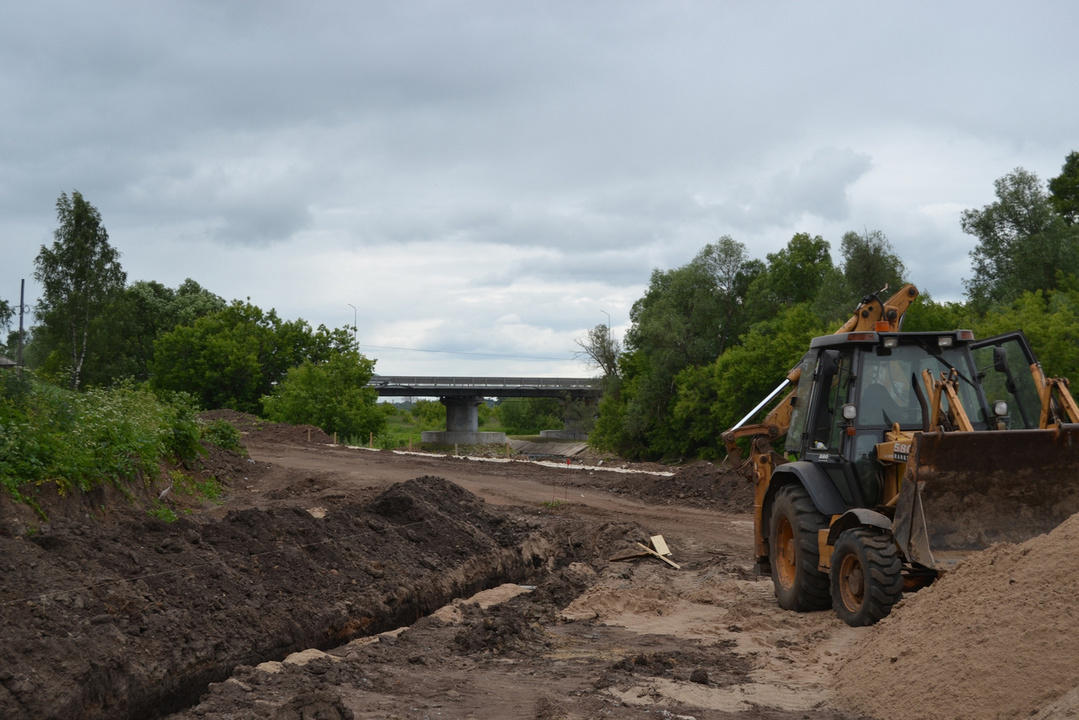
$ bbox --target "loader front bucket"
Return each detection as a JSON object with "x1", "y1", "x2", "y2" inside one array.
[{"x1": 892, "y1": 425, "x2": 1079, "y2": 570}]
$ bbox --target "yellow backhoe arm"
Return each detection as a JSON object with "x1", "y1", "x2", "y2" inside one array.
[
  {"x1": 1032, "y1": 365, "x2": 1079, "y2": 428},
  {"x1": 921, "y1": 368, "x2": 974, "y2": 432}
]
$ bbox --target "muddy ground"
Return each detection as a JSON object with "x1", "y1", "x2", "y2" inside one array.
[{"x1": 1, "y1": 412, "x2": 870, "y2": 720}]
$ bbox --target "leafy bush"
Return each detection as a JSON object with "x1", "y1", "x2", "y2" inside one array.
[
  {"x1": 261, "y1": 350, "x2": 385, "y2": 439},
  {"x1": 201, "y1": 418, "x2": 246, "y2": 455},
  {"x1": 0, "y1": 373, "x2": 210, "y2": 501},
  {"x1": 156, "y1": 390, "x2": 203, "y2": 463}
]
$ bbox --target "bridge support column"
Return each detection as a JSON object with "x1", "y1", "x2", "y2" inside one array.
[{"x1": 420, "y1": 396, "x2": 507, "y2": 446}]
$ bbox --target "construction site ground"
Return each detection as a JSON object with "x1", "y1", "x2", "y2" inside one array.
[{"x1": 2, "y1": 411, "x2": 1077, "y2": 720}]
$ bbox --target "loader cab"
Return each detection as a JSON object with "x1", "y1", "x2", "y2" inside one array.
[{"x1": 786, "y1": 331, "x2": 993, "y2": 509}]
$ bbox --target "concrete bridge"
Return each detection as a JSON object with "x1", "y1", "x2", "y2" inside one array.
[{"x1": 368, "y1": 376, "x2": 603, "y2": 444}]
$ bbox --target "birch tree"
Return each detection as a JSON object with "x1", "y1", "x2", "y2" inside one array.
[{"x1": 34, "y1": 191, "x2": 126, "y2": 389}]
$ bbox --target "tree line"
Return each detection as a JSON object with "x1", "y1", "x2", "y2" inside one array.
[
  {"x1": 2, "y1": 191, "x2": 384, "y2": 440},
  {"x1": 3, "y1": 152, "x2": 1078, "y2": 460},
  {"x1": 580, "y1": 151, "x2": 1079, "y2": 461}
]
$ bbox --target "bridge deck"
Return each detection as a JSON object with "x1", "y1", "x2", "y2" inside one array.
[{"x1": 369, "y1": 375, "x2": 602, "y2": 398}]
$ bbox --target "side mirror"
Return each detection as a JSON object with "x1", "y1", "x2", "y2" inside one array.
[{"x1": 993, "y1": 346, "x2": 1008, "y2": 373}]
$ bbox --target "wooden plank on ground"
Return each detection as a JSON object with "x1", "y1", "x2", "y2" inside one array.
[{"x1": 635, "y1": 542, "x2": 681, "y2": 569}]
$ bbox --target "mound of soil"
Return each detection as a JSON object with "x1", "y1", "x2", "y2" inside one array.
[
  {"x1": 0, "y1": 473, "x2": 595, "y2": 720},
  {"x1": 832, "y1": 512, "x2": 1079, "y2": 719},
  {"x1": 598, "y1": 461, "x2": 753, "y2": 513},
  {"x1": 201, "y1": 409, "x2": 334, "y2": 446}
]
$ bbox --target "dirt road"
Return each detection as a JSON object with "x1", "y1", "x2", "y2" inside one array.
[
  {"x1": 0, "y1": 414, "x2": 866, "y2": 719},
  {"x1": 192, "y1": 419, "x2": 866, "y2": 719}
]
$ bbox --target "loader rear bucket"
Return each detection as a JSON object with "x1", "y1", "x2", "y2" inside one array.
[{"x1": 892, "y1": 425, "x2": 1079, "y2": 571}]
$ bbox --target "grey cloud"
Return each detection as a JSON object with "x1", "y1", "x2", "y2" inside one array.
[
  {"x1": 718, "y1": 148, "x2": 873, "y2": 230},
  {"x1": 3, "y1": 1, "x2": 1079, "y2": 375},
  {"x1": 472, "y1": 249, "x2": 654, "y2": 288}
]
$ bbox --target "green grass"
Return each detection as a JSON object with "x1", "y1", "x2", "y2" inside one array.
[
  {"x1": 168, "y1": 469, "x2": 225, "y2": 503},
  {"x1": 146, "y1": 469, "x2": 226, "y2": 522},
  {"x1": 147, "y1": 501, "x2": 178, "y2": 523}
]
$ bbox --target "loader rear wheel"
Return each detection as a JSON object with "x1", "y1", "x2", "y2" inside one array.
[
  {"x1": 830, "y1": 528, "x2": 903, "y2": 627},
  {"x1": 769, "y1": 484, "x2": 831, "y2": 612}
]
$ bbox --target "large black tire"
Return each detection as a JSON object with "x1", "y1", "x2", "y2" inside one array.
[
  {"x1": 769, "y1": 484, "x2": 831, "y2": 612},
  {"x1": 829, "y1": 527, "x2": 903, "y2": 626}
]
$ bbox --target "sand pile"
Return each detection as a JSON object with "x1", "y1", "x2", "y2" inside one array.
[{"x1": 831, "y1": 512, "x2": 1079, "y2": 720}]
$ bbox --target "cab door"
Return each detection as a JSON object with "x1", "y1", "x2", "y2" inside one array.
[
  {"x1": 801, "y1": 348, "x2": 862, "y2": 508},
  {"x1": 971, "y1": 332, "x2": 1042, "y2": 429}
]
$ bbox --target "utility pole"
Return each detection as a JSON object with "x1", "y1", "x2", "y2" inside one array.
[{"x1": 17, "y1": 279, "x2": 26, "y2": 369}]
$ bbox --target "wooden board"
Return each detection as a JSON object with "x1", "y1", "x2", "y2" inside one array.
[{"x1": 649, "y1": 534, "x2": 671, "y2": 556}]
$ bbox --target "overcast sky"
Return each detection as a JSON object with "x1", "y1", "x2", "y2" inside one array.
[{"x1": 2, "y1": 1, "x2": 1076, "y2": 377}]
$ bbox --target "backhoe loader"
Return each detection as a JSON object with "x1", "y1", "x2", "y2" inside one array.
[{"x1": 723, "y1": 284, "x2": 1079, "y2": 626}]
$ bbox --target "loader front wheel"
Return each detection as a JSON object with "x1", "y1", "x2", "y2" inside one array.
[
  {"x1": 769, "y1": 484, "x2": 831, "y2": 612},
  {"x1": 830, "y1": 528, "x2": 903, "y2": 627}
]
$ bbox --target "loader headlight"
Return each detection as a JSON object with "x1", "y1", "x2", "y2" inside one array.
[
  {"x1": 937, "y1": 336, "x2": 954, "y2": 347},
  {"x1": 994, "y1": 400, "x2": 1009, "y2": 417},
  {"x1": 842, "y1": 404, "x2": 858, "y2": 421}
]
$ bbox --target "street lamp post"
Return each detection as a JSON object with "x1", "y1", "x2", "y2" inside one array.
[
  {"x1": 601, "y1": 310, "x2": 612, "y2": 375},
  {"x1": 347, "y1": 303, "x2": 357, "y2": 350}
]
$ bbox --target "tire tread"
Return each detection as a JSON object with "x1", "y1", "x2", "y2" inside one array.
[
  {"x1": 770, "y1": 485, "x2": 831, "y2": 612},
  {"x1": 830, "y1": 527, "x2": 902, "y2": 626}
]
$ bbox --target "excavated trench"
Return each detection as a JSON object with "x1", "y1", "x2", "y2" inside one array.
[{"x1": 0, "y1": 476, "x2": 595, "y2": 720}]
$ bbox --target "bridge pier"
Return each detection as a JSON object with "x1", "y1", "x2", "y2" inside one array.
[{"x1": 420, "y1": 397, "x2": 507, "y2": 445}]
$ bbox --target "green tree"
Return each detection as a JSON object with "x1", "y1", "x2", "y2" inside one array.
[
  {"x1": 670, "y1": 304, "x2": 828, "y2": 459},
  {"x1": 813, "y1": 229, "x2": 907, "y2": 325},
  {"x1": 591, "y1": 238, "x2": 762, "y2": 458},
  {"x1": 0, "y1": 298, "x2": 12, "y2": 357},
  {"x1": 33, "y1": 191, "x2": 126, "y2": 389},
  {"x1": 95, "y1": 279, "x2": 226, "y2": 384},
  {"x1": 840, "y1": 229, "x2": 906, "y2": 299},
  {"x1": 411, "y1": 399, "x2": 447, "y2": 429},
  {"x1": 499, "y1": 397, "x2": 562, "y2": 435},
  {"x1": 262, "y1": 350, "x2": 384, "y2": 439},
  {"x1": 962, "y1": 168, "x2": 1079, "y2": 310},
  {"x1": 969, "y1": 288, "x2": 1079, "y2": 382},
  {"x1": 695, "y1": 236, "x2": 764, "y2": 352},
  {"x1": 901, "y1": 293, "x2": 973, "y2": 332},
  {"x1": 610, "y1": 263, "x2": 721, "y2": 455},
  {"x1": 575, "y1": 323, "x2": 621, "y2": 379},
  {"x1": 150, "y1": 300, "x2": 353, "y2": 412},
  {"x1": 745, "y1": 233, "x2": 832, "y2": 324},
  {"x1": 1049, "y1": 151, "x2": 1079, "y2": 225}
]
